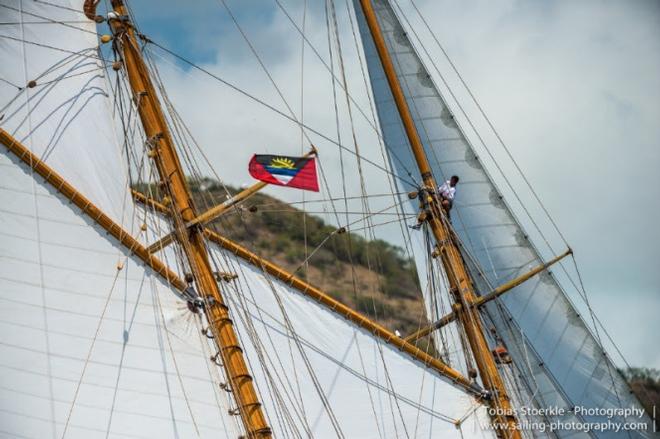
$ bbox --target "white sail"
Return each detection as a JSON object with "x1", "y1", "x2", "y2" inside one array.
[
  {"x1": 1, "y1": 145, "x2": 496, "y2": 438},
  {"x1": 0, "y1": 151, "x2": 240, "y2": 438},
  {"x1": 0, "y1": 0, "x2": 131, "y2": 224},
  {"x1": 1, "y1": 2, "x2": 495, "y2": 437},
  {"x1": 351, "y1": 0, "x2": 654, "y2": 437},
  {"x1": 206, "y1": 242, "x2": 492, "y2": 438},
  {"x1": 0, "y1": 3, "x2": 236, "y2": 437}
]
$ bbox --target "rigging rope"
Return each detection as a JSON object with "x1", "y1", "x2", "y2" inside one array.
[
  {"x1": 145, "y1": 38, "x2": 416, "y2": 189},
  {"x1": 273, "y1": 0, "x2": 419, "y2": 184}
]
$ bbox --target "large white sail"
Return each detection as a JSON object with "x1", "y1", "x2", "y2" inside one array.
[
  {"x1": 0, "y1": 0, "x2": 132, "y2": 224},
  {"x1": 1, "y1": 1, "x2": 494, "y2": 437},
  {"x1": 351, "y1": 0, "x2": 653, "y2": 437},
  {"x1": 205, "y1": 241, "x2": 493, "y2": 438},
  {"x1": 0, "y1": 151, "x2": 238, "y2": 438},
  {"x1": 0, "y1": 149, "x2": 493, "y2": 438},
  {"x1": 0, "y1": 2, "x2": 233, "y2": 437}
]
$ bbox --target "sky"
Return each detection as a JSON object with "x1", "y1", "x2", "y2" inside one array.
[{"x1": 121, "y1": 0, "x2": 660, "y2": 368}]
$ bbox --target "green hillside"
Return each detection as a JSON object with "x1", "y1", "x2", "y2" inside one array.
[{"x1": 191, "y1": 179, "x2": 431, "y2": 342}]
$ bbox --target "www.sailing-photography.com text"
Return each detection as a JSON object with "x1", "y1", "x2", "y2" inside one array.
[{"x1": 481, "y1": 405, "x2": 655, "y2": 434}]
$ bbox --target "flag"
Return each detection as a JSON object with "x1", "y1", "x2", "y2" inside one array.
[{"x1": 248, "y1": 154, "x2": 319, "y2": 192}]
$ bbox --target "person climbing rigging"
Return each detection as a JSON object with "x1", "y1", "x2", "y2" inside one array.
[
  {"x1": 438, "y1": 175, "x2": 459, "y2": 212},
  {"x1": 409, "y1": 175, "x2": 459, "y2": 230}
]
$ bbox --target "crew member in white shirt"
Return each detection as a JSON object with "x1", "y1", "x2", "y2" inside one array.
[
  {"x1": 438, "y1": 175, "x2": 459, "y2": 211},
  {"x1": 410, "y1": 175, "x2": 459, "y2": 230}
]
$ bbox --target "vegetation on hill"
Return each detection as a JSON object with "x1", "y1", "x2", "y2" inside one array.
[{"x1": 189, "y1": 179, "x2": 430, "y2": 342}]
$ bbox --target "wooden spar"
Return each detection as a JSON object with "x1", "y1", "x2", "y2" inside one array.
[
  {"x1": 144, "y1": 148, "x2": 317, "y2": 254},
  {"x1": 473, "y1": 248, "x2": 572, "y2": 308},
  {"x1": 126, "y1": 191, "x2": 483, "y2": 394},
  {"x1": 0, "y1": 129, "x2": 189, "y2": 294},
  {"x1": 107, "y1": 2, "x2": 271, "y2": 437},
  {"x1": 357, "y1": 0, "x2": 522, "y2": 435},
  {"x1": 405, "y1": 312, "x2": 456, "y2": 344},
  {"x1": 204, "y1": 228, "x2": 486, "y2": 397},
  {"x1": 145, "y1": 181, "x2": 267, "y2": 253},
  {"x1": 405, "y1": 248, "x2": 573, "y2": 343},
  {"x1": 131, "y1": 189, "x2": 169, "y2": 214},
  {"x1": 187, "y1": 182, "x2": 267, "y2": 227}
]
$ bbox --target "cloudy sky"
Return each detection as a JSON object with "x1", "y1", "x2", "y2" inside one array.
[{"x1": 123, "y1": 0, "x2": 660, "y2": 368}]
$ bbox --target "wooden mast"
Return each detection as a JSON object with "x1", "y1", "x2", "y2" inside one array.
[
  {"x1": 357, "y1": 0, "x2": 522, "y2": 436},
  {"x1": 106, "y1": 1, "x2": 271, "y2": 437}
]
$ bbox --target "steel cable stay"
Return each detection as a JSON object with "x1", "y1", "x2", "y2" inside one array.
[
  {"x1": 210, "y1": 258, "x2": 306, "y2": 438},
  {"x1": 235, "y1": 209, "x2": 414, "y2": 216},
  {"x1": 305, "y1": 5, "x2": 393, "y2": 423},
  {"x1": 215, "y1": 228, "x2": 344, "y2": 438},
  {"x1": 339, "y1": 0, "x2": 427, "y2": 347},
  {"x1": 374, "y1": 12, "x2": 503, "y2": 421},
  {"x1": 321, "y1": 9, "x2": 383, "y2": 410},
  {"x1": 318, "y1": 148, "x2": 411, "y2": 438},
  {"x1": 274, "y1": 0, "x2": 419, "y2": 185},
  {"x1": 327, "y1": 6, "x2": 420, "y2": 429},
  {"x1": 145, "y1": 39, "x2": 418, "y2": 190},
  {"x1": 299, "y1": 0, "x2": 310, "y2": 278},
  {"x1": 216, "y1": 284, "x2": 463, "y2": 425},
  {"x1": 124, "y1": 52, "x2": 346, "y2": 436},
  {"x1": 206, "y1": 235, "x2": 321, "y2": 437},
  {"x1": 336, "y1": 0, "x2": 423, "y2": 292}
]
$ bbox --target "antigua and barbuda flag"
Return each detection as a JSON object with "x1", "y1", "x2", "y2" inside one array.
[{"x1": 248, "y1": 154, "x2": 319, "y2": 192}]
